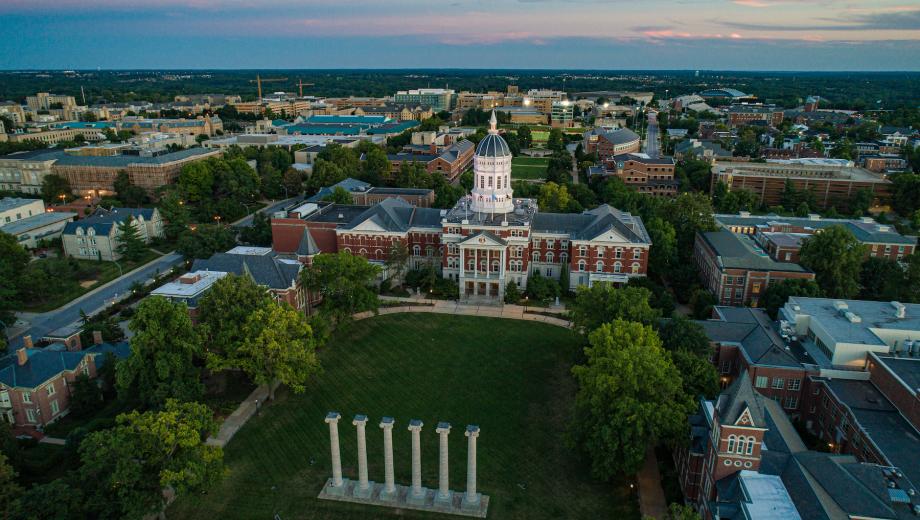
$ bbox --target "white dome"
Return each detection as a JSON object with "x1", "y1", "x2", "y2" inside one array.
[{"x1": 475, "y1": 133, "x2": 511, "y2": 158}]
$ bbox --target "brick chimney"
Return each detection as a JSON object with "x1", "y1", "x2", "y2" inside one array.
[
  {"x1": 429, "y1": 143, "x2": 438, "y2": 154},
  {"x1": 93, "y1": 330, "x2": 104, "y2": 345},
  {"x1": 17, "y1": 348, "x2": 28, "y2": 366},
  {"x1": 22, "y1": 335, "x2": 33, "y2": 349}
]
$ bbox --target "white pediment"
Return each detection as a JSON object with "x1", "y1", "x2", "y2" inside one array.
[
  {"x1": 589, "y1": 229, "x2": 630, "y2": 244},
  {"x1": 735, "y1": 407, "x2": 754, "y2": 427},
  {"x1": 458, "y1": 232, "x2": 505, "y2": 248},
  {"x1": 351, "y1": 217, "x2": 389, "y2": 232}
]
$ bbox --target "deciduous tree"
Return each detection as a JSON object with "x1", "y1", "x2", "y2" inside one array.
[
  {"x1": 116, "y1": 296, "x2": 204, "y2": 407},
  {"x1": 78, "y1": 400, "x2": 223, "y2": 519},
  {"x1": 301, "y1": 252, "x2": 381, "y2": 325},
  {"x1": 571, "y1": 320, "x2": 689, "y2": 479},
  {"x1": 197, "y1": 274, "x2": 272, "y2": 366},
  {"x1": 237, "y1": 303, "x2": 321, "y2": 400},
  {"x1": 570, "y1": 283, "x2": 660, "y2": 333},
  {"x1": 799, "y1": 225, "x2": 866, "y2": 298}
]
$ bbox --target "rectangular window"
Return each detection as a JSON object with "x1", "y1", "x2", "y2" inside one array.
[
  {"x1": 725, "y1": 276, "x2": 733, "y2": 285},
  {"x1": 633, "y1": 248, "x2": 641, "y2": 259},
  {"x1": 26, "y1": 409, "x2": 37, "y2": 423},
  {"x1": 597, "y1": 248, "x2": 604, "y2": 258},
  {"x1": 51, "y1": 400, "x2": 60, "y2": 415},
  {"x1": 788, "y1": 378, "x2": 801, "y2": 391},
  {"x1": 784, "y1": 396, "x2": 799, "y2": 409},
  {"x1": 755, "y1": 376, "x2": 768, "y2": 388},
  {"x1": 772, "y1": 377, "x2": 785, "y2": 389},
  {"x1": 22, "y1": 392, "x2": 32, "y2": 403},
  {"x1": 547, "y1": 239, "x2": 555, "y2": 249},
  {"x1": 734, "y1": 288, "x2": 743, "y2": 300},
  {"x1": 46, "y1": 384, "x2": 56, "y2": 396}
]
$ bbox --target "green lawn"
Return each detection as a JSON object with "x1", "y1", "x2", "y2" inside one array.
[
  {"x1": 21, "y1": 249, "x2": 162, "y2": 313},
  {"x1": 511, "y1": 157, "x2": 550, "y2": 180},
  {"x1": 168, "y1": 313, "x2": 637, "y2": 520}
]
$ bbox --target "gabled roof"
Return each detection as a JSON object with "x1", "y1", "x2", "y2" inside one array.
[
  {"x1": 296, "y1": 227, "x2": 320, "y2": 256},
  {"x1": 340, "y1": 197, "x2": 442, "y2": 232},
  {"x1": 0, "y1": 342, "x2": 130, "y2": 389},
  {"x1": 191, "y1": 252, "x2": 301, "y2": 290},
  {"x1": 458, "y1": 230, "x2": 507, "y2": 247},
  {"x1": 62, "y1": 207, "x2": 156, "y2": 236},
  {"x1": 531, "y1": 205, "x2": 650, "y2": 244},
  {"x1": 717, "y1": 370, "x2": 766, "y2": 427}
]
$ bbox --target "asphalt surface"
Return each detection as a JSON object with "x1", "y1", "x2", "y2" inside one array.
[
  {"x1": 644, "y1": 112, "x2": 661, "y2": 159},
  {"x1": 6, "y1": 252, "x2": 185, "y2": 351},
  {"x1": 233, "y1": 197, "x2": 303, "y2": 227}
]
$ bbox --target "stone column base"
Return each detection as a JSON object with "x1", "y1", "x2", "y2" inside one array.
[
  {"x1": 461, "y1": 492, "x2": 482, "y2": 511},
  {"x1": 352, "y1": 480, "x2": 375, "y2": 499},
  {"x1": 318, "y1": 481, "x2": 489, "y2": 518},
  {"x1": 434, "y1": 490, "x2": 454, "y2": 508},
  {"x1": 378, "y1": 484, "x2": 398, "y2": 502},
  {"x1": 406, "y1": 487, "x2": 429, "y2": 506},
  {"x1": 320, "y1": 477, "x2": 349, "y2": 497}
]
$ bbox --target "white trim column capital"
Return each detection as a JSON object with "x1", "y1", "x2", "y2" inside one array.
[{"x1": 325, "y1": 411, "x2": 344, "y2": 489}]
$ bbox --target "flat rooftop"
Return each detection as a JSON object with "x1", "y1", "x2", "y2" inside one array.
[
  {"x1": 823, "y1": 378, "x2": 920, "y2": 488},
  {"x1": 700, "y1": 230, "x2": 810, "y2": 272},
  {"x1": 151, "y1": 270, "x2": 228, "y2": 299},
  {"x1": 713, "y1": 161, "x2": 887, "y2": 183},
  {"x1": 225, "y1": 246, "x2": 273, "y2": 256},
  {"x1": 0, "y1": 211, "x2": 77, "y2": 235},
  {"x1": 786, "y1": 297, "x2": 920, "y2": 347},
  {"x1": 874, "y1": 355, "x2": 920, "y2": 393},
  {"x1": 0, "y1": 197, "x2": 42, "y2": 212}
]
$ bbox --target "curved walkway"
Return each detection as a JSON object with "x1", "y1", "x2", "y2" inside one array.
[{"x1": 355, "y1": 297, "x2": 572, "y2": 328}]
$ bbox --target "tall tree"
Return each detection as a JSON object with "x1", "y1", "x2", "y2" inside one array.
[
  {"x1": 571, "y1": 320, "x2": 688, "y2": 479},
  {"x1": 301, "y1": 252, "x2": 381, "y2": 325},
  {"x1": 322, "y1": 186, "x2": 354, "y2": 204},
  {"x1": 645, "y1": 216, "x2": 677, "y2": 279},
  {"x1": 78, "y1": 400, "x2": 223, "y2": 520},
  {"x1": 859, "y1": 257, "x2": 905, "y2": 302},
  {"x1": 569, "y1": 283, "x2": 660, "y2": 333},
  {"x1": 384, "y1": 241, "x2": 410, "y2": 283},
  {"x1": 0, "y1": 452, "x2": 22, "y2": 519},
  {"x1": 0, "y1": 232, "x2": 30, "y2": 334},
  {"x1": 759, "y1": 279, "x2": 824, "y2": 319},
  {"x1": 361, "y1": 146, "x2": 390, "y2": 185},
  {"x1": 238, "y1": 211, "x2": 273, "y2": 246},
  {"x1": 41, "y1": 174, "x2": 72, "y2": 204},
  {"x1": 237, "y1": 303, "x2": 321, "y2": 400},
  {"x1": 113, "y1": 171, "x2": 147, "y2": 207},
  {"x1": 176, "y1": 223, "x2": 237, "y2": 260},
  {"x1": 177, "y1": 161, "x2": 214, "y2": 204},
  {"x1": 197, "y1": 274, "x2": 272, "y2": 367},
  {"x1": 116, "y1": 296, "x2": 204, "y2": 407},
  {"x1": 538, "y1": 182, "x2": 576, "y2": 213},
  {"x1": 799, "y1": 225, "x2": 866, "y2": 298},
  {"x1": 157, "y1": 191, "x2": 191, "y2": 241},
  {"x1": 115, "y1": 216, "x2": 147, "y2": 262}
]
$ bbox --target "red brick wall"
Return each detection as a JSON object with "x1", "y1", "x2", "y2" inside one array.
[{"x1": 868, "y1": 356, "x2": 920, "y2": 431}]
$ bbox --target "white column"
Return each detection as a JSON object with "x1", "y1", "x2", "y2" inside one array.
[
  {"x1": 408, "y1": 419, "x2": 425, "y2": 500},
  {"x1": 379, "y1": 417, "x2": 396, "y2": 500},
  {"x1": 460, "y1": 247, "x2": 465, "y2": 277},
  {"x1": 352, "y1": 415, "x2": 370, "y2": 493},
  {"x1": 436, "y1": 422, "x2": 452, "y2": 503},
  {"x1": 325, "y1": 412, "x2": 343, "y2": 488},
  {"x1": 462, "y1": 425, "x2": 481, "y2": 509}
]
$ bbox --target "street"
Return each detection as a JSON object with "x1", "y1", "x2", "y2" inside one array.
[
  {"x1": 6, "y1": 252, "x2": 185, "y2": 351},
  {"x1": 643, "y1": 111, "x2": 661, "y2": 159}
]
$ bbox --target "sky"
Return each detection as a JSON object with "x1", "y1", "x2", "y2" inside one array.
[{"x1": 1, "y1": 0, "x2": 919, "y2": 71}]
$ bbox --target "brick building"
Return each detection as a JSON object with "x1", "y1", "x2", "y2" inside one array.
[
  {"x1": 384, "y1": 139, "x2": 474, "y2": 182},
  {"x1": 583, "y1": 127, "x2": 641, "y2": 161},
  {"x1": 725, "y1": 104, "x2": 784, "y2": 128},
  {"x1": 694, "y1": 230, "x2": 815, "y2": 306},
  {"x1": 601, "y1": 153, "x2": 678, "y2": 196},
  {"x1": 0, "y1": 341, "x2": 130, "y2": 428},
  {"x1": 710, "y1": 160, "x2": 891, "y2": 212},
  {"x1": 715, "y1": 213, "x2": 917, "y2": 263},
  {"x1": 307, "y1": 178, "x2": 436, "y2": 208},
  {"x1": 273, "y1": 112, "x2": 651, "y2": 303}
]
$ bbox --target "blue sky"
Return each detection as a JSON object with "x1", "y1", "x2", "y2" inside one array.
[{"x1": 2, "y1": 0, "x2": 919, "y2": 70}]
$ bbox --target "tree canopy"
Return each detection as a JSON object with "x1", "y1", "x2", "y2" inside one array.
[
  {"x1": 301, "y1": 252, "x2": 381, "y2": 325},
  {"x1": 117, "y1": 296, "x2": 204, "y2": 407},
  {"x1": 569, "y1": 283, "x2": 660, "y2": 333},
  {"x1": 799, "y1": 225, "x2": 866, "y2": 298},
  {"x1": 197, "y1": 274, "x2": 273, "y2": 367},
  {"x1": 571, "y1": 320, "x2": 689, "y2": 479}
]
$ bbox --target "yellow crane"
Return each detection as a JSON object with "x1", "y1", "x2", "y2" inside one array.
[{"x1": 249, "y1": 75, "x2": 289, "y2": 101}]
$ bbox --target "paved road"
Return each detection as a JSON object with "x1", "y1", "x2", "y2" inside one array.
[
  {"x1": 644, "y1": 111, "x2": 661, "y2": 159},
  {"x1": 233, "y1": 197, "x2": 303, "y2": 227},
  {"x1": 7, "y1": 252, "x2": 185, "y2": 351}
]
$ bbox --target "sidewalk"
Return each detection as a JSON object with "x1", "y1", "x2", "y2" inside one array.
[
  {"x1": 365, "y1": 297, "x2": 571, "y2": 328},
  {"x1": 636, "y1": 445, "x2": 668, "y2": 519},
  {"x1": 206, "y1": 383, "x2": 276, "y2": 447}
]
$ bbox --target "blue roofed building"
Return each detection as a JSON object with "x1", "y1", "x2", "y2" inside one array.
[
  {"x1": 62, "y1": 207, "x2": 162, "y2": 261},
  {"x1": 0, "y1": 340, "x2": 131, "y2": 428}
]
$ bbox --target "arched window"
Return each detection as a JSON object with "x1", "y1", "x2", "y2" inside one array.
[
  {"x1": 413, "y1": 245, "x2": 421, "y2": 256},
  {"x1": 492, "y1": 260, "x2": 500, "y2": 272},
  {"x1": 546, "y1": 252, "x2": 554, "y2": 263},
  {"x1": 614, "y1": 262, "x2": 622, "y2": 273},
  {"x1": 88, "y1": 228, "x2": 96, "y2": 236},
  {"x1": 359, "y1": 248, "x2": 367, "y2": 257},
  {"x1": 578, "y1": 260, "x2": 586, "y2": 272},
  {"x1": 343, "y1": 247, "x2": 352, "y2": 254},
  {"x1": 727, "y1": 435, "x2": 736, "y2": 453},
  {"x1": 468, "y1": 259, "x2": 475, "y2": 270},
  {"x1": 631, "y1": 262, "x2": 640, "y2": 274},
  {"x1": 532, "y1": 251, "x2": 540, "y2": 261},
  {"x1": 745, "y1": 437, "x2": 755, "y2": 455},
  {"x1": 426, "y1": 246, "x2": 434, "y2": 257},
  {"x1": 375, "y1": 249, "x2": 383, "y2": 258},
  {"x1": 596, "y1": 261, "x2": 604, "y2": 272},
  {"x1": 76, "y1": 228, "x2": 84, "y2": 236},
  {"x1": 560, "y1": 253, "x2": 568, "y2": 264}
]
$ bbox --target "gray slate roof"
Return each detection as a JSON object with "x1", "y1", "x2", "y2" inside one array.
[
  {"x1": 340, "y1": 197, "x2": 442, "y2": 232},
  {"x1": 296, "y1": 228, "x2": 320, "y2": 256},
  {"x1": 62, "y1": 207, "x2": 156, "y2": 236},
  {"x1": 714, "y1": 214, "x2": 917, "y2": 246},
  {"x1": 700, "y1": 230, "x2": 810, "y2": 273},
  {"x1": 0, "y1": 342, "x2": 130, "y2": 389},
  {"x1": 717, "y1": 370, "x2": 765, "y2": 426},
  {"x1": 191, "y1": 252, "x2": 301, "y2": 290},
  {"x1": 531, "y1": 205, "x2": 650, "y2": 243}
]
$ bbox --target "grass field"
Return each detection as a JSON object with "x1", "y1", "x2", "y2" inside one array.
[
  {"x1": 511, "y1": 156, "x2": 550, "y2": 180},
  {"x1": 168, "y1": 313, "x2": 638, "y2": 520}
]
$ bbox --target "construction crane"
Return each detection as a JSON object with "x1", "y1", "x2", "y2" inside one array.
[
  {"x1": 249, "y1": 75, "x2": 289, "y2": 101},
  {"x1": 298, "y1": 79, "x2": 315, "y2": 97}
]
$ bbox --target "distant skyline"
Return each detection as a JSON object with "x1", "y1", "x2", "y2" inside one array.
[{"x1": 2, "y1": 0, "x2": 919, "y2": 71}]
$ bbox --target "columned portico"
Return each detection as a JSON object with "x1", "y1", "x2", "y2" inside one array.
[{"x1": 458, "y1": 232, "x2": 508, "y2": 304}]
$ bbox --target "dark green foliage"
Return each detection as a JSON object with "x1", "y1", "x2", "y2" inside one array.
[
  {"x1": 504, "y1": 280, "x2": 522, "y2": 304},
  {"x1": 115, "y1": 217, "x2": 147, "y2": 262},
  {"x1": 799, "y1": 225, "x2": 866, "y2": 298},
  {"x1": 40, "y1": 174, "x2": 72, "y2": 204},
  {"x1": 113, "y1": 171, "x2": 147, "y2": 207},
  {"x1": 238, "y1": 211, "x2": 272, "y2": 246},
  {"x1": 525, "y1": 271, "x2": 560, "y2": 303},
  {"x1": 69, "y1": 374, "x2": 103, "y2": 419},
  {"x1": 569, "y1": 283, "x2": 660, "y2": 332},
  {"x1": 176, "y1": 223, "x2": 237, "y2": 260},
  {"x1": 760, "y1": 279, "x2": 824, "y2": 319}
]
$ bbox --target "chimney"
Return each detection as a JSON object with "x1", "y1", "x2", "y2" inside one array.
[
  {"x1": 93, "y1": 330, "x2": 104, "y2": 345},
  {"x1": 17, "y1": 348, "x2": 28, "y2": 366},
  {"x1": 22, "y1": 335, "x2": 33, "y2": 349}
]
